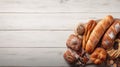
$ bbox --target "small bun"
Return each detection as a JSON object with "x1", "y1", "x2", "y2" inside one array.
[
  {"x1": 63, "y1": 50, "x2": 77, "y2": 64},
  {"x1": 66, "y1": 34, "x2": 82, "y2": 51},
  {"x1": 90, "y1": 48, "x2": 107, "y2": 64},
  {"x1": 74, "y1": 23, "x2": 85, "y2": 35}
]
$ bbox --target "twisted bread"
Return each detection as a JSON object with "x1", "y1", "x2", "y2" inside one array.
[
  {"x1": 85, "y1": 15, "x2": 114, "y2": 53},
  {"x1": 102, "y1": 19, "x2": 120, "y2": 49}
]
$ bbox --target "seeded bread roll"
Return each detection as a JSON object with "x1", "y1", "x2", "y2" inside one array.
[
  {"x1": 85, "y1": 15, "x2": 114, "y2": 53},
  {"x1": 102, "y1": 19, "x2": 120, "y2": 49}
]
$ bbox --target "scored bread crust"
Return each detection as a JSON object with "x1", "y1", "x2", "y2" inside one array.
[
  {"x1": 102, "y1": 19, "x2": 120, "y2": 49},
  {"x1": 85, "y1": 15, "x2": 114, "y2": 53},
  {"x1": 82, "y1": 20, "x2": 97, "y2": 50}
]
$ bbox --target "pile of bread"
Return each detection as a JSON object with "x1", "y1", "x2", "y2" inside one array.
[{"x1": 63, "y1": 15, "x2": 120, "y2": 66}]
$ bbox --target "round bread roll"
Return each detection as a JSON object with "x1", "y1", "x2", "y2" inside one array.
[
  {"x1": 66, "y1": 34, "x2": 82, "y2": 51},
  {"x1": 90, "y1": 48, "x2": 107, "y2": 64},
  {"x1": 74, "y1": 23, "x2": 85, "y2": 35},
  {"x1": 63, "y1": 50, "x2": 77, "y2": 64}
]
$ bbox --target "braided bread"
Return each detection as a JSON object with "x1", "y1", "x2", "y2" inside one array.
[{"x1": 85, "y1": 15, "x2": 114, "y2": 53}]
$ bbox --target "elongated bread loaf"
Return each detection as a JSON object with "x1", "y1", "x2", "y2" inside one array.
[
  {"x1": 85, "y1": 15, "x2": 114, "y2": 53},
  {"x1": 102, "y1": 19, "x2": 120, "y2": 49}
]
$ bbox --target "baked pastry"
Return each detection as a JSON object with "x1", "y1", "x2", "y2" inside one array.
[
  {"x1": 66, "y1": 34, "x2": 82, "y2": 51},
  {"x1": 90, "y1": 48, "x2": 107, "y2": 64},
  {"x1": 102, "y1": 19, "x2": 120, "y2": 49},
  {"x1": 63, "y1": 49, "x2": 77, "y2": 64},
  {"x1": 85, "y1": 15, "x2": 114, "y2": 53},
  {"x1": 74, "y1": 23, "x2": 85, "y2": 35},
  {"x1": 107, "y1": 39, "x2": 120, "y2": 59},
  {"x1": 82, "y1": 20, "x2": 97, "y2": 49}
]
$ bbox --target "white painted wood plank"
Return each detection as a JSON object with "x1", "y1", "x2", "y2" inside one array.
[
  {"x1": 0, "y1": 0, "x2": 120, "y2": 12},
  {"x1": 0, "y1": 48, "x2": 106, "y2": 67},
  {"x1": 0, "y1": 31, "x2": 73, "y2": 47},
  {"x1": 0, "y1": 13, "x2": 120, "y2": 30},
  {"x1": 0, "y1": 48, "x2": 68, "y2": 66}
]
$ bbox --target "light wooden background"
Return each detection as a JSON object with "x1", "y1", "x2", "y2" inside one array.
[{"x1": 0, "y1": 0, "x2": 120, "y2": 67}]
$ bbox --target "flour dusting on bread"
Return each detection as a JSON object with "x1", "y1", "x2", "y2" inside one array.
[
  {"x1": 109, "y1": 32, "x2": 115, "y2": 39},
  {"x1": 115, "y1": 23, "x2": 120, "y2": 32}
]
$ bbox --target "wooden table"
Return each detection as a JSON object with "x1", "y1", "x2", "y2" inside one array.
[{"x1": 0, "y1": 0, "x2": 120, "y2": 67}]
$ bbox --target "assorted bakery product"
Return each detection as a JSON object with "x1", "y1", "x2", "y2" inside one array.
[
  {"x1": 66, "y1": 34, "x2": 82, "y2": 51},
  {"x1": 64, "y1": 49, "x2": 77, "y2": 64},
  {"x1": 107, "y1": 39, "x2": 120, "y2": 59},
  {"x1": 82, "y1": 20, "x2": 97, "y2": 50},
  {"x1": 74, "y1": 23, "x2": 85, "y2": 35},
  {"x1": 102, "y1": 19, "x2": 120, "y2": 49},
  {"x1": 90, "y1": 48, "x2": 107, "y2": 64},
  {"x1": 85, "y1": 15, "x2": 114, "y2": 53},
  {"x1": 64, "y1": 15, "x2": 120, "y2": 66}
]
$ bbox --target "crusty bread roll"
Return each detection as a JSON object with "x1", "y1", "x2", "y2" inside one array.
[
  {"x1": 90, "y1": 48, "x2": 107, "y2": 64},
  {"x1": 64, "y1": 49, "x2": 77, "y2": 64},
  {"x1": 66, "y1": 34, "x2": 82, "y2": 51},
  {"x1": 102, "y1": 19, "x2": 120, "y2": 49},
  {"x1": 74, "y1": 23, "x2": 85, "y2": 35},
  {"x1": 85, "y1": 15, "x2": 114, "y2": 53}
]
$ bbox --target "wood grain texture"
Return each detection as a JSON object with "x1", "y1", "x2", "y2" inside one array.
[
  {"x1": 0, "y1": 31, "x2": 73, "y2": 47},
  {"x1": 0, "y1": 13, "x2": 120, "y2": 30},
  {"x1": 0, "y1": 48, "x2": 107, "y2": 67},
  {"x1": 0, "y1": 0, "x2": 120, "y2": 12},
  {"x1": 0, "y1": 48, "x2": 68, "y2": 66},
  {"x1": 0, "y1": 0, "x2": 119, "y2": 66}
]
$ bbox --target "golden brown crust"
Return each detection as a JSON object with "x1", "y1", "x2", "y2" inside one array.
[
  {"x1": 85, "y1": 15, "x2": 114, "y2": 53},
  {"x1": 102, "y1": 20, "x2": 120, "y2": 49},
  {"x1": 90, "y1": 48, "x2": 107, "y2": 64},
  {"x1": 64, "y1": 50, "x2": 77, "y2": 64},
  {"x1": 66, "y1": 34, "x2": 82, "y2": 51},
  {"x1": 74, "y1": 23, "x2": 85, "y2": 35},
  {"x1": 82, "y1": 20, "x2": 97, "y2": 50},
  {"x1": 107, "y1": 39, "x2": 120, "y2": 59}
]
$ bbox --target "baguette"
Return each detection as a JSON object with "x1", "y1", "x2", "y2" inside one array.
[
  {"x1": 85, "y1": 15, "x2": 114, "y2": 53},
  {"x1": 82, "y1": 20, "x2": 97, "y2": 49},
  {"x1": 102, "y1": 19, "x2": 120, "y2": 49}
]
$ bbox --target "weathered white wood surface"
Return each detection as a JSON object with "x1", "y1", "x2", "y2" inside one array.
[
  {"x1": 0, "y1": 0, "x2": 120, "y2": 12},
  {"x1": 0, "y1": 13, "x2": 120, "y2": 30},
  {"x1": 0, "y1": 31, "x2": 72, "y2": 47},
  {"x1": 0, "y1": 48, "x2": 67, "y2": 66},
  {"x1": 0, "y1": 0, "x2": 119, "y2": 66}
]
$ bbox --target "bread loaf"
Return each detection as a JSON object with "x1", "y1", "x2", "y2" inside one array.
[
  {"x1": 102, "y1": 19, "x2": 120, "y2": 49},
  {"x1": 85, "y1": 15, "x2": 114, "y2": 53}
]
